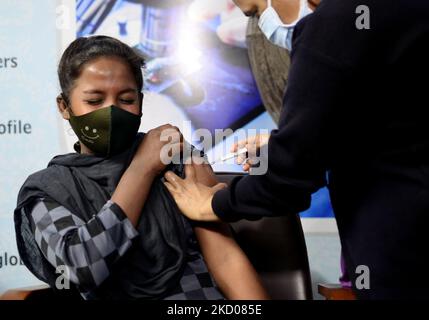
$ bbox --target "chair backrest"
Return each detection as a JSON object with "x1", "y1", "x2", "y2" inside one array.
[{"x1": 215, "y1": 172, "x2": 313, "y2": 300}]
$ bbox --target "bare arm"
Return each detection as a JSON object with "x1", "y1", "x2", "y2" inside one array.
[
  {"x1": 190, "y1": 162, "x2": 270, "y2": 300},
  {"x1": 194, "y1": 223, "x2": 269, "y2": 300},
  {"x1": 111, "y1": 163, "x2": 156, "y2": 227},
  {"x1": 112, "y1": 124, "x2": 182, "y2": 227}
]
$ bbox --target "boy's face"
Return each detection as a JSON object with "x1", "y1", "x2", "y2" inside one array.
[{"x1": 58, "y1": 56, "x2": 141, "y2": 119}]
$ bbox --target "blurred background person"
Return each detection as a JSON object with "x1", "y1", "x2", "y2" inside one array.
[{"x1": 188, "y1": 0, "x2": 317, "y2": 124}]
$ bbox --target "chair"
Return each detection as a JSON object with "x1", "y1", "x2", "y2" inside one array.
[
  {"x1": 0, "y1": 172, "x2": 313, "y2": 300},
  {"x1": 0, "y1": 284, "x2": 54, "y2": 301},
  {"x1": 317, "y1": 284, "x2": 356, "y2": 300},
  {"x1": 216, "y1": 172, "x2": 313, "y2": 300}
]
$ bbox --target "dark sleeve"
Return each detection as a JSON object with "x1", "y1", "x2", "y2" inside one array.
[{"x1": 212, "y1": 1, "x2": 363, "y2": 221}]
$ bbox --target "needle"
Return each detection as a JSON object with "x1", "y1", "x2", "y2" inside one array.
[{"x1": 210, "y1": 148, "x2": 248, "y2": 165}]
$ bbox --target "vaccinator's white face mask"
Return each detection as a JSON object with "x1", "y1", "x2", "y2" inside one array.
[{"x1": 258, "y1": 0, "x2": 313, "y2": 50}]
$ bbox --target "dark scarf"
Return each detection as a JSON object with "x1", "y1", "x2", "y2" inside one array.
[{"x1": 14, "y1": 133, "x2": 188, "y2": 299}]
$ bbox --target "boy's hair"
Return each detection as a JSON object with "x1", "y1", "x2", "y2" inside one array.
[{"x1": 58, "y1": 35, "x2": 145, "y2": 102}]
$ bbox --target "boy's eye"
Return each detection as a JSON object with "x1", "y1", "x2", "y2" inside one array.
[
  {"x1": 86, "y1": 99, "x2": 102, "y2": 105},
  {"x1": 120, "y1": 99, "x2": 135, "y2": 104}
]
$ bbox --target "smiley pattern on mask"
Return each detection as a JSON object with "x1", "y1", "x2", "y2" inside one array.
[{"x1": 80, "y1": 125, "x2": 100, "y2": 143}]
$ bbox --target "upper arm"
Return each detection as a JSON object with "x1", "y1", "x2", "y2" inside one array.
[
  {"x1": 189, "y1": 159, "x2": 239, "y2": 259},
  {"x1": 189, "y1": 157, "x2": 234, "y2": 238},
  {"x1": 192, "y1": 222, "x2": 238, "y2": 267},
  {"x1": 190, "y1": 155, "x2": 218, "y2": 187}
]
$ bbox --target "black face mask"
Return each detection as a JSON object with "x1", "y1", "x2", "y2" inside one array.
[{"x1": 68, "y1": 105, "x2": 141, "y2": 157}]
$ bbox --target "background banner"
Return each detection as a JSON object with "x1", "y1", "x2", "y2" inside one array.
[{"x1": 0, "y1": 0, "x2": 69, "y2": 293}]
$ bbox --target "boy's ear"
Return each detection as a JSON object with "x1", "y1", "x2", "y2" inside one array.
[{"x1": 56, "y1": 94, "x2": 70, "y2": 120}]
